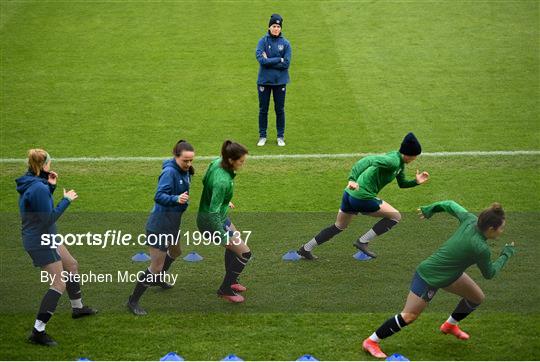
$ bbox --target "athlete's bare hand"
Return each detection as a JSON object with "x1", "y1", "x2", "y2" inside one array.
[
  {"x1": 347, "y1": 181, "x2": 359, "y2": 190},
  {"x1": 48, "y1": 171, "x2": 58, "y2": 185},
  {"x1": 415, "y1": 170, "x2": 430, "y2": 184},
  {"x1": 64, "y1": 189, "x2": 78, "y2": 201},
  {"x1": 178, "y1": 192, "x2": 189, "y2": 204},
  {"x1": 229, "y1": 202, "x2": 235, "y2": 209},
  {"x1": 417, "y1": 208, "x2": 426, "y2": 219},
  {"x1": 502, "y1": 242, "x2": 516, "y2": 257}
]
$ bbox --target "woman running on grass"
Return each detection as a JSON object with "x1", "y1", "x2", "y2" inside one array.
[
  {"x1": 362, "y1": 200, "x2": 516, "y2": 359},
  {"x1": 16, "y1": 149, "x2": 97, "y2": 346},
  {"x1": 127, "y1": 140, "x2": 195, "y2": 316},
  {"x1": 197, "y1": 140, "x2": 251, "y2": 303},
  {"x1": 298, "y1": 132, "x2": 429, "y2": 259}
]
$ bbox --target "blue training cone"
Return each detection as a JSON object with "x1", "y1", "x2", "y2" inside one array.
[
  {"x1": 282, "y1": 250, "x2": 301, "y2": 261},
  {"x1": 183, "y1": 251, "x2": 203, "y2": 262},
  {"x1": 386, "y1": 353, "x2": 410, "y2": 361},
  {"x1": 221, "y1": 354, "x2": 244, "y2": 361},
  {"x1": 353, "y1": 251, "x2": 373, "y2": 261},
  {"x1": 131, "y1": 252, "x2": 151, "y2": 262},
  {"x1": 296, "y1": 354, "x2": 319, "y2": 361},
  {"x1": 160, "y1": 352, "x2": 184, "y2": 361},
  {"x1": 77, "y1": 359, "x2": 92, "y2": 361}
]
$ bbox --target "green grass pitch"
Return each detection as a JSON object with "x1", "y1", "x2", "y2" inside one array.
[{"x1": 1, "y1": 1, "x2": 539, "y2": 360}]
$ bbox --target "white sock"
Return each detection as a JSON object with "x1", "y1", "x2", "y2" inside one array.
[
  {"x1": 303, "y1": 238, "x2": 318, "y2": 251},
  {"x1": 34, "y1": 319, "x2": 46, "y2": 332},
  {"x1": 369, "y1": 332, "x2": 381, "y2": 343},
  {"x1": 70, "y1": 298, "x2": 83, "y2": 309},
  {"x1": 447, "y1": 316, "x2": 459, "y2": 325},
  {"x1": 358, "y1": 229, "x2": 377, "y2": 243}
]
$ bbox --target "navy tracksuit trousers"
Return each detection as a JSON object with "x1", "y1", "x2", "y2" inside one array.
[{"x1": 258, "y1": 85, "x2": 286, "y2": 138}]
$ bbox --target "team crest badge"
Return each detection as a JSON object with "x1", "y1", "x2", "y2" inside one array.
[
  {"x1": 259, "y1": 86, "x2": 265, "y2": 92},
  {"x1": 278, "y1": 44, "x2": 284, "y2": 51}
]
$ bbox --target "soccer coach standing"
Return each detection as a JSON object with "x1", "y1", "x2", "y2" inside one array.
[{"x1": 256, "y1": 13, "x2": 291, "y2": 147}]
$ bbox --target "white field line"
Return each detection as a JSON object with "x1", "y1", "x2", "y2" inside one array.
[{"x1": 0, "y1": 150, "x2": 539, "y2": 163}]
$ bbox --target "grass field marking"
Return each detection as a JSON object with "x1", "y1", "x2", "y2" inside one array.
[{"x1": 0, "y1": 150, "x2": 539, "y2": 163}]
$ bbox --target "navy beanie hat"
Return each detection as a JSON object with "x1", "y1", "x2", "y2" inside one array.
[
  {"x1": 269, "y1": 14, "x2": 283, "y2": 27},
  {"x1": 399, "y1": 132, "x2": 422, "y2": 156}
]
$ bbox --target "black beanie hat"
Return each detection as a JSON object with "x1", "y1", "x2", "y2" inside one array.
[
  {"x1": 269, "y1": 14, "x2": 283, "y2": 27},
  {"x1": 399, "y1": 132, "x2": 422, "y2": 156}
]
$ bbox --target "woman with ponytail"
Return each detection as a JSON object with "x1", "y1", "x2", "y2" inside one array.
[
  {"x1": 16, "y1": 149, "x2": 97, "y2": 346},
  {"x1": 127, "y1": 140, "x2": 195, "y2": 316},
  {"x1": 362, "y1": 201, "x2": 516, "y2": 358},
  {"x1": 197, "y1": 140, "x2": 250, "y2": 303}
]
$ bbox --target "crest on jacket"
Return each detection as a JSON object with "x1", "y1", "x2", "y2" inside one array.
[{"x1": 278, "y1": 44, "x2": 284, "y2": 51}]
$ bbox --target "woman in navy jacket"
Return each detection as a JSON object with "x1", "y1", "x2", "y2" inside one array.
[
  {"x1": 256, "y1": 13, "x2": 292, "y2": 147},
  {"x1": 127, "y1": 140, "x2": 195, "y2": 316},
  {"x1": 16, "y1": 149, "x2": 96, "y2": 346}
]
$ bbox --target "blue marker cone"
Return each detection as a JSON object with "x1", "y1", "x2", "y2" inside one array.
[
  {"x1": 282, "y1": 250, "x2": 301, "y2": 261},
  {"x1": 131, "y1": 252, "x2": 151, "y2": 262},
  {"x1": 353, "y1": 251, "x2": 373, "y2": 261},
  {"x1": 160, "y1": 352, "x2": 184, "y2": 361},
  {"x1": 183, "y1": 251, "x2": 203, "y2": 262},
  {"x1": 221, "y1": 354, "x2": 244, "y2": 361},
  {"x1": 386, "y1": 353, "x2": 410, "y2": 361},
  {"x1": 296, "y1": 354, "x2": 319, "y2": 361},
  {"x1": 77, "y1": 359, "x2": 92, "y2": 361}
]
